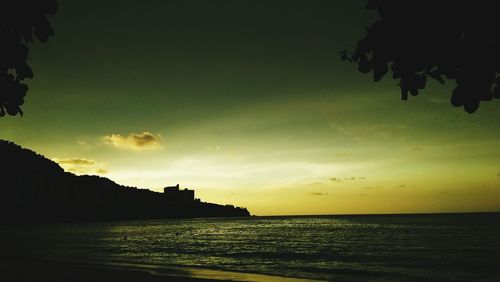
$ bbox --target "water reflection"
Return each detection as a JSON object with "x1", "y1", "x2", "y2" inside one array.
[{"x1": 1, "y1": 214, "x2": 500, "y2": 281}]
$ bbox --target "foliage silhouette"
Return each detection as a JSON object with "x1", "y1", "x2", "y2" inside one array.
[
  {"x1": 341, "y1": 0, "x2": 500, "y2": 113},
  {"x1": 0, "y1": 140, "x2": 250, "y2": 223},
  {"x1": 0, "y1": 0, "x2": 57, "y2": 117}
]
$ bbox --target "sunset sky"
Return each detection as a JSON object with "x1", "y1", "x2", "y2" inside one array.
[{"x1": 1, "y1": 0, "x2": 499, "y2": 215}]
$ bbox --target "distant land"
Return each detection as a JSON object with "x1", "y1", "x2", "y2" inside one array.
[{"x1": 0, "y1": 140, "x2": 250, "y2": 223}]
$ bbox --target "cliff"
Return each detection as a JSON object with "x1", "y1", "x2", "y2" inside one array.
[{"x1": 0, "y1": 140, "x2": 250, "y2": 223}]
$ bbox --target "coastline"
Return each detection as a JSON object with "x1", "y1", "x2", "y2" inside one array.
[
  {"x1": 0, "y1": 256, "x2": 316, "y2": 282},
  {"x1": 2, "y1": 213, "x2": 499, "y2": 281}
]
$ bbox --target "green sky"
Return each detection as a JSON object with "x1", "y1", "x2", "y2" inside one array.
[{"x1": 1, "y1": 0, "x2": 499, "y2": 215}]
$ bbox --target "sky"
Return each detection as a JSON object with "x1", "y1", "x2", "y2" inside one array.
[{"x1": 1, "y1": 0, "x2": 500, "y2": 215}]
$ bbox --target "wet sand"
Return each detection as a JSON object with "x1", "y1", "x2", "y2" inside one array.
[
  {"x1": 0, "y1": 257, "x2": 222, "y2": 282},
  {"x1": 0, "y1": 257, "x2": 313, "y2": 282}
]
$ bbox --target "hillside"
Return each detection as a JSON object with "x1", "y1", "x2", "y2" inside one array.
[{"x1": 0, "y1": 140, "x2": 250, "y2": 223}]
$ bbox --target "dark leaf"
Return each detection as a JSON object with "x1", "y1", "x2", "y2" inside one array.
[
  {"x1": 366, "y1": 0, "x2": 379, "y2": 10},
  {"x1": 427, "y1": 71, "x2": 445, "y2": 84},
  {"x1": 451, "y1": 87, "x2": 464, "y2": 107},
  {"x1": 400, "y1": 84, "x2": 408, "y2": 100},
  {"x1": 358, "y1": 55, "x2": 371, "y2": 73},
  {"x1": 33, "y1": 16, "x2": 54, "y2": 42},
  {"x1": 15, "y1": 63, "x2": 34, "y2": 80},
  {"x1": 373, "y1": 64, "x2": 388, "y2": 81},
  {"x1": 0, "y1": 0, "x2": 57, "y2": 118},
  {"x1": 6, "y1": 104, "x2": 19, "y2": 116},
  {"x1": 342, "y1": 1, "x2": 500, "y2": 113},
  {"x1": 39, "y1": 0, "x2": 58, "y2": 15},
  {"x1": 464, "y1": 100, "x2": 479, "y2": 113}
]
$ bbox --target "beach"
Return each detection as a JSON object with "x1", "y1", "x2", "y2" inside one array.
[
  {"x1": 1, "y1": 256, "x2": 313, "y2": 282},
  {"x1": 1, "y1": 257, "x2": 212, "y2": 282},
  {"x1": 2, "y1": 214, "x2": 499, "y2": 281}
]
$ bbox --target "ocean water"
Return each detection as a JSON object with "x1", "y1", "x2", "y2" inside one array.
[{"x1": 1, "y1": 213, "x2": 500, "y2": 281}]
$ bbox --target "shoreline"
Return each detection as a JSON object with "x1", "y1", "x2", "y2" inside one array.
[
  {"x1": 0, "y1": 256, "x2": 316, "y2": 282},
  {"x1": 2, "y1": 211, "x2": 499, "y2": 226}
]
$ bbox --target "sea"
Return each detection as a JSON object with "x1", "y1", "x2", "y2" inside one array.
[{"x1": 1, "y1": 213, "x2": 500, "y2": 281}]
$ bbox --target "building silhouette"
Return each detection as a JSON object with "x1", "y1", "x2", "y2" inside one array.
[
  {"x1": 164, "y1": 184, "x2": 195, "y2": 204},
  {"x1": 1, "y1": 140, "x2": 251, "y2": 222}
]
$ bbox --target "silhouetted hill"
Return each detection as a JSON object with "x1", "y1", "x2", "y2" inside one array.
[
  {"x1": 0, "y1": 140, "x2": 250, "y2": 223},
  {"x1": 1, "y1": 140, "x2": 64, "y2": 175}
]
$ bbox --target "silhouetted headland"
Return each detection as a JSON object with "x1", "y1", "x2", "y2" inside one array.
[{"x1": 0, "y1": 140, "x2": 250, "y2": 223}]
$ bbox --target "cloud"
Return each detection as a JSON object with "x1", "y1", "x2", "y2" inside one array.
[
  {"x1": 67, "y1": 167, "x2": 85, "y2": 174},
  {"x1": 67, "y1": 168, "x2": 108, "y2": 176},
  {"x1": 77, "y1": 140, "x2": 88, "y2": 146},
  {"x1": 53, "y1": 158, "x2": 95, "y2": 166},
  {"x1": 363, "y1": 186, "x2": 383, "y2": 190},
  {"x1": 103, "y1": 132, "x2": 163, "y2": 151},
  {"x1": 308, "y1": 192, "x2": 328, "y2": 196},
  {"x1": 331, "y1": 176, "x2": 364, "y2": 182},
  {"x1": 76, "y1": 140, "x2": 95, "y2": 149},
  {"x1": 53, "y1": 157, "x2": 108, "y2": 176}
]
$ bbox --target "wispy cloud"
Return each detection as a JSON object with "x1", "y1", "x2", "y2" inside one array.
[
  {"x1": 53, "y1": 158, "x2": 95, "y2": 166},
  {"x1": 103, "y1": 131, "x2": 163, "y2": 151},
  {"x1": 363, "y1": 186, "x2": 383, "y2": 190},
  {"x1": 308, "y1": 192, "x2": 328, "y2": 196},
  {"x1": 66, "y1": 167, "x2": 85, "y2": 174},
  {"x1": 96, "y1": 168, "x2": 108, "y2": 174},
  {"x1": 330, "y1": 176, "x2": 365, "y2": 182},
  {"x1": 77, "y1": 140, "x2": 88, "y2": 146},
  {"x1": 53, "y1": 157, "x2": 108, "y2": 176}
]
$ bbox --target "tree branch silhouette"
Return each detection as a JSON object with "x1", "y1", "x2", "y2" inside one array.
[
  {"x1": 0, "y1": 0, "x2": 57, "y2": 117},
  {"x1": 342, "y1": 0, "x2": 500, "y2": 113}
]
